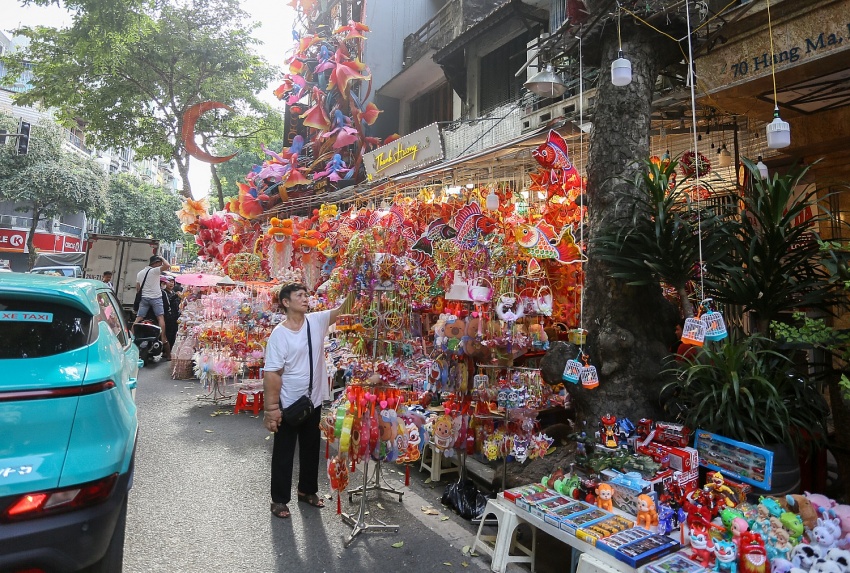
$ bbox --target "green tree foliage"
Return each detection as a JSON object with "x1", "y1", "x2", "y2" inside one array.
[
  {"x1": 0, "y1": 115, "x2": 109, "y2": 268},
  {"x1": 3, "y1": 0, "x2": 280, "y2": 198},
  {"x1": 102, "y1": 173, "x2": 182, "y2": 242}
]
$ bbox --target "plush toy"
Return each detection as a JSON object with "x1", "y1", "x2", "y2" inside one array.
[
  {"x1": 784, "y1": 494, "x2": 821, "y2": 532},
  {"x1": 813, "y1": 514, "x2": 843, "y2": 550},
  {"x1": 791, "y1": 544, "x2": 824, "y2": 571},
  {"x1": 825, "y1": 549, "x2": 850, "y2": 573},
  {"x1": 806, "y1": 493, "x2": 837, "y2": 516}
]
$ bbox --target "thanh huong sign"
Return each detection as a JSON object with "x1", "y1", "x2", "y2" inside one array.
[{"x1": 364, "y1": 123, "x2": 443, "y2": 180}]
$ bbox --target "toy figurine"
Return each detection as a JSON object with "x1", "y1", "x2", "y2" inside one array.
[
  {"x1": 767, "y1": 528, "x2": 793, "y2": 561},
  {"x1": 690, "y1": 522, "x2": 716, "y2": 566},
  {"x1": 714, "y1": 540, "x2": 739, "y2": 573},
  {"x1": 599, "y1": 414, "x2": 619, "y2": 448},
  {"x1": 780, "y1": 511, "x2": 805, "y2": 546},
  {"x1": 705, "y1": 471, "x2": 739, "y2": 508},
  {"x1": 596, "y1": 483, "x2": 614, "y2": 511},
  {"x1": 739, "y1": 532, "x2": 770, "y2": 573},
  {"x1": 731, "y1": 517, "x2": 750, "y2": 546},
  {"x1": 637, "y1": 494, "x2": 659, "y2": 529}
]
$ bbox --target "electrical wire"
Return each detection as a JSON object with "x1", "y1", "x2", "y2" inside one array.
[{"x1": 766, "y1": 0, "x2": 779, "y2": 110}]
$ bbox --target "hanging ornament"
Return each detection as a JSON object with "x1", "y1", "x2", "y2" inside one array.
[
  {"x1": 700, "y1": 299, "x2": 728, "y2": 342},
  {"x1": 562, "y1": 353, "x2": 582, "y2": 384},
  {"x1": 681, "y1": 313, "x2": 706, "y2": 347},
  {"x1": 579, "y1": 353, "x2": 599, "y2": 389}
]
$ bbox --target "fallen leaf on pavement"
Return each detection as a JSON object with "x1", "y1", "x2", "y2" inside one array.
[
  {"x1": 424, "y1": 478, "x2": 432, "y2": 484},
  {"x1": 443, "y1": 562, "x2": 452, "y2": 566},
  {"x1": 377, "y1": 503, "x2": 385, "y2": 510},
  {"x1": 462, "y1": 563, "x2": 469, "y2": 568},
  {"x1": 440, "y1": 516, "x2": 449, "y2": 521},
  {"x1": 461, "y1": 546, "x2": 471, "y2": 555},
  {"x1": 391, "y1": 541, "x2": 404, "y2": 548},
  {"x1": 265, "y1": 435, "x2": 271, "y2": 440},
  {"x1": 204, "y1": 429, "x2": 213, "y2": 433},
  {"x1": 421, "y1": 507, "x2": 440, "y2": 515}
]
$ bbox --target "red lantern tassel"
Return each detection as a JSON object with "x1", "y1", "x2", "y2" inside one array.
[
  {"x1": 405, "y1": 464, "x2": 410, "y2": 486},
  {"x1": 325, "y1": 440, "x2": 330, "y2": 459},
  {"x1": 337, "y1": 492, "x2": 342, "y2": 515}
]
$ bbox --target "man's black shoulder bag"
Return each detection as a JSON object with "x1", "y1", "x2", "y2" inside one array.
[
  {"x1": 280, "y1": 318, "x2": 315, "y2": 426},
  {"x1": 133, "y1": 268, "x2": 152, "y2": 313}
]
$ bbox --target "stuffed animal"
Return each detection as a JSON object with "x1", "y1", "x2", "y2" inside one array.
[
  {"x1": 825, "y1": 549, "x2": 850, "y2": 573},
  {"x1": 810, "y1": 559, "x2": 845, "y2": 573},
  {"x1": 791, "y1": 544, "x2": 824, "y2": 571},
  {"x1": 806, "y1": 493, "x2": 837, "y2": 516},
  {"x1": 784, "y1": 494, "x2": 821, "y2": 532},
  {"x1": 813, "y1": 515, "x2": 843, "y2": 550}
]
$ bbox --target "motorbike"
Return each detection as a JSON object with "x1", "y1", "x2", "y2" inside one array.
[{"x1": 132, "y1": 320, "x2": 164, "y2": 365}]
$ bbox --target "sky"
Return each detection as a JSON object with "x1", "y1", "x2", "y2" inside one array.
[{"x1": 0, "y1": 0, "x2": 296, "y2": 199}]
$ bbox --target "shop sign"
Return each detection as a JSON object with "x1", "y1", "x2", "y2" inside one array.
[
  {"x1": 364, "y1": 123, "x2": 443, "y2": 180},
  {"x1": 0, "y1": 229, "x2": 27, "y2": 251},
  {"x1": 698, "y1": 2, "x2": 850, "y2": 93}
]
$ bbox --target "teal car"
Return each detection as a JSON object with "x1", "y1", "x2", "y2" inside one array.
[{"x1": 0, "y1": 274, "x2": 139, "y2": 572}]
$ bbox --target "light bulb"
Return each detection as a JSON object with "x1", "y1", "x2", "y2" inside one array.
[
  {"x1": 766, "y1": 108, "x2": 791, "y2": 149},
  {"x1": 756, "y1": 156, "x2": 769, "y2": 179},
  {"x1": 520, "y1": 190, "x2": 529, "y2": 200},
  {"x1": 611, "y1": 51, "x2": 632, "y2": 86},
  {"x1": 485, "y1": 190, "x2": 499, "y2": 211}
]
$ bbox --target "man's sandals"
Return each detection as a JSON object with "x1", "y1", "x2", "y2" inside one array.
[
  {"x1": 270, "y1": 502, "x2": 290, "y2": 519},
  {"x1": 297, "y1": 492, "x2": 325, "y2": 508}
]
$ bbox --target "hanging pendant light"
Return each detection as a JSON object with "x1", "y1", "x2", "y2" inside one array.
[
  {"x1": 525, "y1": 64, "x2": 567, "y2": 98},
  {"x1": 766, "y1": 108, "x2": 791, "y2": 149},
  {"x1": 611, "y1": 9, "x2": 632, "y2": 86},
  {"x1": 764, "y1": 0, "x2": 791, "y2": 149},
  {"x1": 485, "y1": 189, "x2": 500, "y2": 211},
  {"x1": 718, "y1": 143, "x2": 732, "y2": 167},
  {"x1": 756, "y1": 156, "x2": 769, "y2": 179}
]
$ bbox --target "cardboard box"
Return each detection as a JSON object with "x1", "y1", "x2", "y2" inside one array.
[
  {"x1": 542, "y1": 500, "x2": 594, "y2": 527},
  {"x1": 559, "y1": 507, "x2": 613, "y2": 534},
  {"x1": 504, "y1": 483, "x2": 547, "y2": 503},
  {"x1": 601, "y1": 470, "x2": 657, "y2": 515},
  {"x1": 657, "y1": 444, "x2": 699, "y2": 473},
  {"x1": 516, "y1": 489, "x2": 560, "y2": 513},
  {"x1": 576, "y1": 514, "x2": 636, "y2": 545}
]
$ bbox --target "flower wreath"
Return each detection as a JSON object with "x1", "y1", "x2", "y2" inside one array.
[{"x1": 680, "y1": 151, "x2": 712, "y2": 178}]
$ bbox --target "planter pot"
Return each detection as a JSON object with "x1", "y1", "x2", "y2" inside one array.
[{"x1": 749, "y1": 443, "x2": 801, "y2": 499}]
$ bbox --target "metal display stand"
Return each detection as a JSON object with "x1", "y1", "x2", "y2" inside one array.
[
  {"x1": 348, "y1": 457, "x2": 404, "y2": 503},
  {"x1": 342, "y1": 457, "x2": 399, "y2": 547},
  {"x1": 341, "y1": 288, "x2": 403, "y2": 546}
]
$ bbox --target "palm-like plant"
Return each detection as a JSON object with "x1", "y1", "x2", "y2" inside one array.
[
  {"x1": 662, "y1": 333, "x2": 828, "y2": 451},
  {"x1": 707, "y1": 159, "x2": 842, "y2": 332},
  {"x1": 592, "y1": 158, "x2": 732, "y2": 317}
]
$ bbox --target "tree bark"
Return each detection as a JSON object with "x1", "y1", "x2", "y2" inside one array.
[
  {"x1": 577, "y1": 22, "x2": 680, "y2": 422},
  {"x1": 211, "y1": 163, "x2": 224, "y2": 210},
  {"x1": 27, "y1": 205, "x2": 41, "y2": 270},
  {"x1": 174, "y1": 151, "x2": 192, "y2": 199}
]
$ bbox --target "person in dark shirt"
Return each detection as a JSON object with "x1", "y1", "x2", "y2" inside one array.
[{"x1": 163, "y1": 276, "x2": 180, "y2": 350}]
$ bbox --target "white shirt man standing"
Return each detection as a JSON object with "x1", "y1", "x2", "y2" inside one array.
[{"x1": 133, "y1": 255, "x2": 170, "y2": 358}]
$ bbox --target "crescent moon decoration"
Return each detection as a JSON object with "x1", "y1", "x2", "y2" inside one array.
[{"x1": 181, "y1": 101, "x2": 238, "y2": 164}]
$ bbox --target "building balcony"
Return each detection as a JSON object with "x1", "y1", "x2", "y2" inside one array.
[{"x1": 402, "y1": 0, "x2": 463, "y2": 69}]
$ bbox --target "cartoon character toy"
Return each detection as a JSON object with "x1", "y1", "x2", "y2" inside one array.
[
  {"x1": 595, "y1": 483, "x2": 614, "y2": 511},
  {"x1": 690, "y1": 521, "x2": 716, "y2": 566},
  {"x1": 637, "y1": 494, "x2": 659, "y2": 529},
  {"x1": 739, "y1": 532, "x2": 770, "y2": 573},
  {"x1": 715, "y1": 540, "x2": 739, "y2": 573}
]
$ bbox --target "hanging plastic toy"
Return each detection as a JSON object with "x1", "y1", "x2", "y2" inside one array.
[
  {"x1": 700, "y1": 298, "x2": 728, "y2": 342},
  {"x1": 562, "y1": 352, "x2": 582, "y2": 384},
  {"x1": 580, "y1": 353, "x2": 599, "y2": 389}
]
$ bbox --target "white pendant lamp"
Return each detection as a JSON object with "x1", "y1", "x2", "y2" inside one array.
[
  {"x1": 764, "y1": 0, "x2": 791, "y2": 149},
  {"x1": 485, "y1": 189, "x2": 500, "y2": 211},
  {"x1": 756, "y1": 156, "x2": 769, "y2": 179},
  {"x1": 766, "y1": 108, "x2": 791, "y2": 149},
  {"x1": 718, "y1": 143, "x2": 732, "y2": 167},
  {"x1": 525, "y1": 64, "x2": 567, "y2": 98},
  {"x1": 611, "y1": 9, "x2": 632, "y2": 86}
]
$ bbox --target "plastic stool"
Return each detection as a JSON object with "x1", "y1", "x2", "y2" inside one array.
[
  {"x1": 471, "y1": 498, "x2": 536, "y2": 573},
  {"x1": 419, "y1": 441, "x2": 460, "y2": 482},
  {"x1": 576, "y1": 553, "x2": 620, "y2": 573},
  {"x1": 234, "y1": 388, "x2": 264, "y2": 415}
]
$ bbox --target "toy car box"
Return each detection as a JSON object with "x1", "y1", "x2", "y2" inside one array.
[
  {"x1": 531, "y1": 495, "x2": 574, "y2": 519},
  {"x1": 504, "y1": 483, "x2": 548, "y2": 503},
  {"x1": 644, "y1": 552, "x2": 708, "y2": 573},
  {"x1": 576, "y1": 514, "x2": 636, "y2": 545},
  {"x1": 597, "y1": 527, "x2": 653, "y2": 553},
  {"x1": 542, "y1": 500, "x2": 594, "y2": 527},
  {"x1": 559, "y1": 507, "x2": 613, "y2": 534},
  {"x1": 606, "y1": 534, "x2": 681, "y2": 567},
  {"x1": 516, "y1": 489, "x2": 561, "y2": 513}
]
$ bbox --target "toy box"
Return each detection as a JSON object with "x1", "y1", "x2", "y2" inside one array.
[
  {"x1": 531, "y1": 495, "x2": 574, "y2": 519},
  {"x1": 601, "y1": 469, "x2": 656, "y2": 515},
  {"x1": 610, "y1": 534, "x2": 681, "y2": 567},
  {"x1": 504, "y1": 483, "x2": 548, "y2": 503},
  {"x1": 576, "y1": 514, "x2": 636, "y2": 545},
  {"x1": 542, "y1": 500, "x2": 594, "y2": 527},
  {"x1": 656, "y1": 444, "x2": 699, "y2": 473},
  {"x1": 516, "y1": 489, "x2": 560, "y2": 513},
  {"x1": 693, "y1": 429, "x2": 773, "y2": 490},
  {"x1": 559, "y1": 507, "x2": 613, "y2": 534},
  {"x1": 597, "y1": 527, "x2": 653, "y2": 552},
  {"x1": 645, "y1": 552, "x2": 708, "y2": 573}
]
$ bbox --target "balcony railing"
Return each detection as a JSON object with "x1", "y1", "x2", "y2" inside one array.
[
  {"x1": 0, "y1": 215, "x2": 84, "y2": 236},
  {"x1": 402, "y1": 0, "x2": 463, "y2": 67}
]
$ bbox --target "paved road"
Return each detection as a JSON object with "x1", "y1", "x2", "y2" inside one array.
[{"x1": 123, "y1": 360, "x2": 502, "y2": 573}]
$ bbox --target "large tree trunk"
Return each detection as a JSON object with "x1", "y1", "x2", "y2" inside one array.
[
  {"x1": 575, "y1": 22, "x2": 680, "y2": 422},
  {"x1": 174, "y1": 151, "x2": 192, "y2": 199}
]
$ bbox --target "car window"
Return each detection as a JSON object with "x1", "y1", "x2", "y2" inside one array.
[
  {"x1": 0, "y1": 298, "x2": 93, "y2": 359},
  {"x1": 97, "y1": 291, "x2": 129, "y2": 347}
]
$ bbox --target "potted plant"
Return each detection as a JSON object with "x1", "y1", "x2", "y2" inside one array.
[{"x1": 661, "y1": 332, "x2": 828, "y2": 493}]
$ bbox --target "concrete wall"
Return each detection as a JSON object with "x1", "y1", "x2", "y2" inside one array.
[{"x1": 364, "y1": 0, "x2": 444, "y2": 93}]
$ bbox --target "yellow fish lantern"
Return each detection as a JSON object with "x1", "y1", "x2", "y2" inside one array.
[{"x1": 514, "y1": 220, "x2": 583, "y2": 265}]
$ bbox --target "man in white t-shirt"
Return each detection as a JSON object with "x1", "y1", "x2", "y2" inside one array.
[
  {"x1": 263, "y1": 283, "x2": 350, "y2": 519},
  {"x1": 133, "y1": 255, "x2": 170, "y2": 357}
]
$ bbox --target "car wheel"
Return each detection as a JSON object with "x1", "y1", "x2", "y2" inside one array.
[{"x1": 81, "y1": 493, "x2": 127, "y2": 573}]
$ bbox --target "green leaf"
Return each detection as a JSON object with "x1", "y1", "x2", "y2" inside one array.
[{"x1": 391, "y1": 541, "x2": 404, "y2": 548}]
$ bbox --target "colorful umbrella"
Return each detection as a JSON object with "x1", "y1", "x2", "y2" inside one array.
[{"x1": 174, "y1": 273, "x2": 223, "y2": 287}]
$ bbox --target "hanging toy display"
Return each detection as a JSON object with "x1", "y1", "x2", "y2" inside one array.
[
  {"x1": 580, "y1": 353, "x2": 600, "y2": 390},
  {"x1": 682, "y1": 311, "x2": 707, "y2": 347}
]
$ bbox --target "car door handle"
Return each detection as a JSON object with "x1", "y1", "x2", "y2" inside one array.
[{"x1": 128, "y1": 377, "x2": 138, "y2": 390}]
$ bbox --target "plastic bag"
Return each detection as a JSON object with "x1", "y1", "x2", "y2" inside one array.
[{"x1": 441, "y1": 479, "x2": 489, "y2": 520}]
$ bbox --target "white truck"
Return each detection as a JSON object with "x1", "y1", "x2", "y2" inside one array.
[{"x1": 83, "y1": 234, "x2": 161, "y2": 314}]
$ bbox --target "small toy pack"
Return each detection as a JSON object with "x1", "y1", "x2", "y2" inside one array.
[
  {"x1": 516, "y1": 489, "x2": 560, "y2": 512},
  {"x1": 542, "y1": 500, "x2": 595, "y2": 527},
  {"x1": 576, "y1": 514, "x2": 636, "y2": 545},
  {"x1": 600, "y1": 532, "x2": 681, "y2": 567},
  {"x1": 531, "y1": 495, "x2": 574, "y2": 519},
  {"x1": 559, "y1": 507, "x2": 613, "y2": 534},
  {"x1": 644, "y1": 553, "x2": 708, "y2": 573},
  {"x1": 503, "y1": 483, "x2": 547, "y2": 503},
  {"x1": 597, "y1": 527, "x2": 653, "y2": 552}
]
